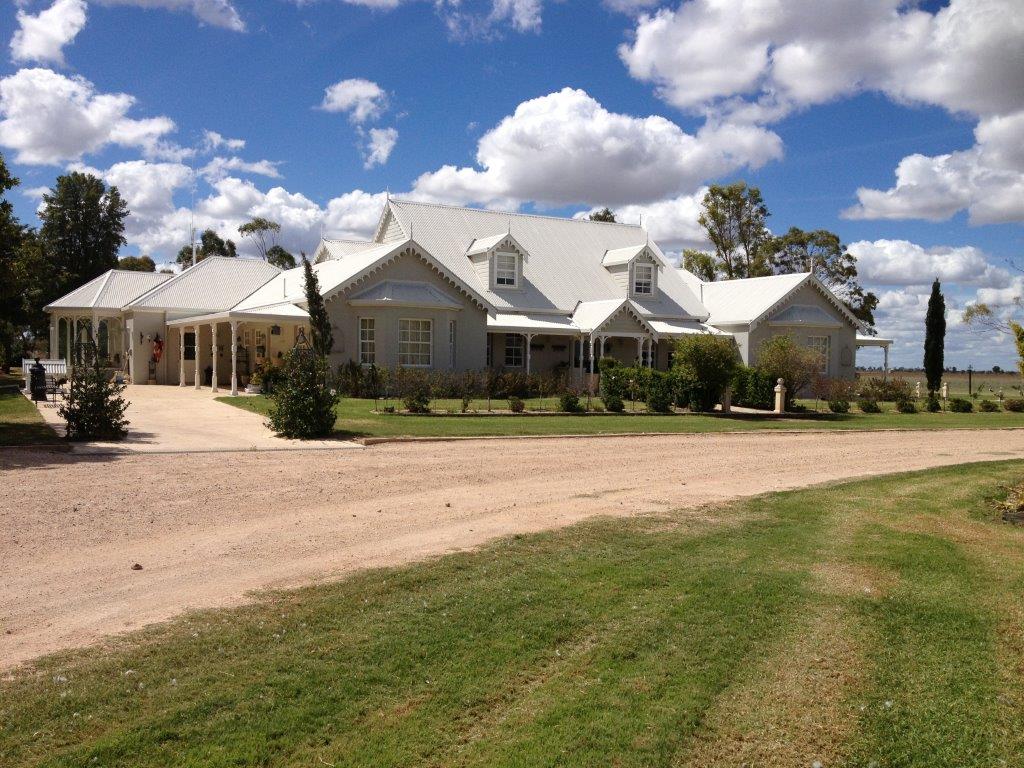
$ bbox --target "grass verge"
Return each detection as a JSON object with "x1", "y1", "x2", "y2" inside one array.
[
  {"x1": 3, "y1": 462, "x2": 1024, "y2": 766},
  {"x1": 218, "y1": 395, "x2": 1024, "y2": 439},
  {"x1": 0, "y1": 391, "x2": 62, "y2": 447}
]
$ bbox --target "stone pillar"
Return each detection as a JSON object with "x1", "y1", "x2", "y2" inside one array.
[
  {"x1": 178, "y1": 327, "x2": 186, "y2": 386},
  {"x1": 210, "y1": 322, "x2": 219, "y2": 393},
  {"x1": 773, "y1": 378, "x2": 786, "y2": 414},
  {"x1": 194, "y1": 326, "x2": 201, "y2": 390},
  {"x1": 230, "y1": 321, "x2": 239, "y2": 396}
]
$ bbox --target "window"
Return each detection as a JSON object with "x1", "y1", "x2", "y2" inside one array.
[
  {"x1": 359, "y1": 318, "x2": 375, "y2": 365},
  {"x1": 448, "y1": 320, "x2": 457, "y2": 368},
  {"x1": 183, "y1": 331, "x2": 196, "y2": 361},
  {"x1": 504, "y1": 333, "x2": 524, "y2": 367},
  {"x1": 254, "y1": 329, "x2": 267, "y2": 359},
  {"x1": 399, "y1": 319, "x2": 432, "y2": 367},
  {"x1": 633, "y1": 261, "x2": 654, "y2": 295},
  {"x1": 807, "y1": 335, "x2": 830, "y2": 374},
  {"x1": 495, "y1": 252, "x2": 518, "y2": 287}
]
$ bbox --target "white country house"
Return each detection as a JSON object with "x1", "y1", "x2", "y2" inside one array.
[{"x1": 43, "y1": 198, "x2": 891, "y2": 393}]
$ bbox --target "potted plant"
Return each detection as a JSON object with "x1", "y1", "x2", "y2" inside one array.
[{"x1": 246, "y1": 363, "x2": 264, "y2": 394}]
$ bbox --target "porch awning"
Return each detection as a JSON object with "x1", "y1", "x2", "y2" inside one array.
[
  {"x1": 166, "y1": 302, "x2": 309, "y2": 327},
  {"x1": 856, "y1": 334, "x2": 894, "y2": 348},
  {"x1": 487, "y1": 312, "x2": 580, "y2": 335},
  {"x1": 648, "y1": 320, "x2": 732, "y2": 338}
]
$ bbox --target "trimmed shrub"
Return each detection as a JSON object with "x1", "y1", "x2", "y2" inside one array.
[
  {"x1": 266, "y1": 349, "x2": 339, "y2": 438},
  {"x1": 59, "y1": 348, "x2": 129, "y2": 441},
  {"x1": 559, "y1": 390, "x2": 583, "y2": 413},
  {"x1": 672, "y1": 334, "x2": 739, "y2": 412},
  {"x1": 860, "y1": 376, "x2": 912, "y2": 402},
  {"x1": 895, "y1": 398, "x2": 917, "y2": 414},
  {"x1": 755, "y1": 335, "x2": 821, "y2": 409},
  {"x1": 731, "y1": 366, "x2": 773, "y2": 410},
  {"x1": 600, "y1": 362, "x2": 627, "y2": 412},
  {"x1": 926, "y1": 394, "x2": 942, "y2": 412},
  {"x1": 396, "y1": 367, "x2": 431, "y2": 413},
  {"x1": 828, "y1": 399, "x2": 850, "y2": 414},
  {"x1": 857, "y1": 397, "x2": 882, "y2": 413},
  {"x1": 646, "y1": 370, "x2": 674, "y2": 413},
  {"x1": 979, "y1": 399, "x2": 1000, "y2": 412},
  {"x1": 1004, "y1": 398, "x2": 1024, "y2": 412},
  {"x1": 949, "y1": 397, "x2": 973, "y2": 413},
  {"x1": 508, "y1": 396, "x2": 525, "y2": 413}
]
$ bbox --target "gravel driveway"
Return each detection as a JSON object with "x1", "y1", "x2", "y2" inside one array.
[{"x1": 2, "y1": 429, "x2": 1022, "y2": 669}]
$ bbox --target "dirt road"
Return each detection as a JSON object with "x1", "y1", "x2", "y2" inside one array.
[{"x1": 3, "y1": 429, "x2": 1021, "y2": 668}]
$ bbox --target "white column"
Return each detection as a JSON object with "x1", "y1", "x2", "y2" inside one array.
[
  {"x1": 524, "y1": 333, "x2": 533, "y2": 374},
  {"x1": 589, "y1": 335, "x2": 596, "y2": 376},
  {"x1": 230, "y1": 321, "x2": 239, "y2": 396},
  {"x1": 210, "y1": 322, "x2": 219, "y2": 393},
  {"x1": 193, "y1": 326, "x2": 201, "y2": 390},
  {"x1": 178, "y1": 327, "x2": 186, "y2": 386},
  {"x1": 66, "y1": 317, "x2": 73, "y2": 362},
  {"x1": 636, "y1": 337, "x2": 643, "y2": 365},
  {"x1": 646, "y1": 338, "x2": 654, "y2": 368},
  {"x1": 49, "y1": 319, "x2": 57, "y2": 360},
  {"x1": 883, "y1": 345, "x2": 890, "y2": 378},
  {"x1": 576, "y1": 334, "x2": 583, "y2": 383},
  {"x1": 91, "y1": 313, "x2": 99, "y2": 348}
]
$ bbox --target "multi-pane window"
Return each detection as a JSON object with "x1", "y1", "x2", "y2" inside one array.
[
  {"x1": 183, "y1": 331, "x2": 196, "y2": 361},
  {"x1": 633, "y1": 262, "x2": 654, "y2": 295},
  {"x1": 359, "y1": 318, "x2": 376, "y2": 365},
  {"x1": 399, "y1": 319, "x2": 432, "y2": 367},
  {"x1": 495, "y1": 252, "x2": 518, "y2": 287},
  {"x1": 807, "y1": 335, "x2": 830, "y2": 374},
  {"x1": 504, "y1": 333, "x2": 524, "y2": 367}
]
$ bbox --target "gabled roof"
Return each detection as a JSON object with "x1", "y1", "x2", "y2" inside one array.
[
  {"x1": 239, "y1": 239, "x2": 491, "y2": 312},
  {"x1": 688, "y1": 271, "x2": 861, "y2": 330},
  {"x1": 601, "y1": 243, "x2": 664, "y2": 268},
  {"x1": 349, "y1": 279, "x2": 463, "y2": 310},
  {"x1": 45, "y1": 269, "x2": 172, "y2": 312},
  {"x1": 381, "y1": 199, "x2": 705, "y2": 318},
  {"x1": 571, "y1": 298, "x2": 656, "y2": 335},
  {"x1": 466, "y1": 231, "x2": 529, "y2": 259},
  {"x1": 314, "y1": 238, "x2": 379, "y2": 263},
  {"x1": 127, "y1": 257, "x2": 281, "y2": 313}
]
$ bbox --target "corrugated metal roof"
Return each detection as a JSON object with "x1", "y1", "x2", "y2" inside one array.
[
  {"x1": 693, "y1": 272, "x2": 811, "y2": 325},
  {"x1": 648, "y1": 319, "x2": 731, "y2": 337},
  {"x1": 45, "y1": 270, "x2": 172, "y2": 311},
  {"x1": 318, "y1": 239, "x2": 379, "y2": 260},
  {"x1": 384, "y1": 199, "x2": 706, "y2": 318},
  {"x1": 128, "y1": 257, "x2": 280, "y2": 312},
  {"x1": 488, "y1": 313, "x2": 580, "y2": 333}
]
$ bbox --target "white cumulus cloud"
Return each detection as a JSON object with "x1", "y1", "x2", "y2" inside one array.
[
  {"x1": 97, "y1": 0, "x2": 245, "y2": 31},
  {"x1": 10, "y1": 0, "x2": 88, "y2": 66},
  {"x1": 362, "y1": 127, "x2": 397, "y2": 169},
  {"x1": 411, "y1": 88, "x2": 782, "y2": 209},
  {"x1": 0, "y1": 67, "x2": 184, "y2": 164},
  {"x1": 848, "y1": 239, "x2": 1012, "y2": 288},
  {"x1": 320, "y1": 78, "x2": 389, "y2": 124}
]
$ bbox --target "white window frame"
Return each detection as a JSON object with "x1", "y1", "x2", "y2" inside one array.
[
  {"x1": 398, "y1": 318, "x2": 432, "y2": 367},
  {"x1": 504, "y1": 333, "x2": 524, "y2": 368},
  {"x1": 632, "y1": 261, "x2": 655, "y2": 296},
  {"x1": 494, "y1": 251, "x2": 518, "y2": 288},
  {"x1": 807, "y1": 335, "x2": 830, "y2": 374},
  {"x1": 358, "y1": 317, "x2": 376, "y2": 365}
]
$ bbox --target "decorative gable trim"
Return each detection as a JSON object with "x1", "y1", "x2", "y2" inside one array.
[{"x1": 751, "y1": 274, "x2": 862, "y2": 331}]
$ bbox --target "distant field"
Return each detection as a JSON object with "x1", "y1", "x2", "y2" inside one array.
[{"x1": 860, "y1": 370, "x2": 1021, "y2": 399}]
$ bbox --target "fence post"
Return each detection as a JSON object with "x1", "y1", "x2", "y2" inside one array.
[{"x1": 774, "y1": 378, "x2": 786, "y2": 414}]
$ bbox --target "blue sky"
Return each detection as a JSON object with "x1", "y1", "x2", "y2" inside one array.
[{"x1": 2, "y1": 0, "x2": 1022, "y2": 369}]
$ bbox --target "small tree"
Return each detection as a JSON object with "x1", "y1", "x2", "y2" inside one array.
[
  {"x1": 588, "y1": 207, "x2": 616, "y2": 223},
  {"x1": 672, "y1": 333, "x2": 739, "y2": 411},
  {"x1": 117, "y1": 255, "x2": 155, "y2": 272},
  {"x1": 58, "y1": 342, "x2": 129, "y2": 440},
  {"x1": 923, "y1": 279, "x2": 946, "y2": 394},
  {"x1": 266, "y1": 245, "x2": 296, "y2": 269},
  {"x1": 302, "y1": 254, "x2": 333, "y2": 357},
  {"x1": 238, "y1": 217, "x2": 281, "y2": 260},
  {"x1": 755, "y1": 335, "x2": 821, "y2": 409},
  {"x1": 265, "y1": 344, "x2": 338, "y2": 438}
]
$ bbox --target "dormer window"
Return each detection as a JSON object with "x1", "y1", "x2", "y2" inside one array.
[
  {"x1": 495, "y1": 251, "x2": 518, "y2": 288},
  {"x1": 633, "y1": 262, "x2": 654, "y2": 295}
]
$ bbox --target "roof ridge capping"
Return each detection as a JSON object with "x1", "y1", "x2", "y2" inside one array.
[{"x1": 388, "y1": 197, "x2": 643, "y2": 228}]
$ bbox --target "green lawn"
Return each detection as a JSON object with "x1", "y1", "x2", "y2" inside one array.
[
  {"x1": 4, "y1": 462, "x2": 1024, "y2": 766},
  {"x1": 218, "y1": 394, "x2": 1024, "y2": 438},
  {"x1": 0, "y1": 391, "x2": 61, "y2": 446}
]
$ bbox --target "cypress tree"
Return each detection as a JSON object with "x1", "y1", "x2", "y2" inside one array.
[
  {"x1": 302, "y1": 254, "x2": 333, "y2": 358},
  {"x1": 923, "y1": 278, "x2": 945, "y2": 393}
]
